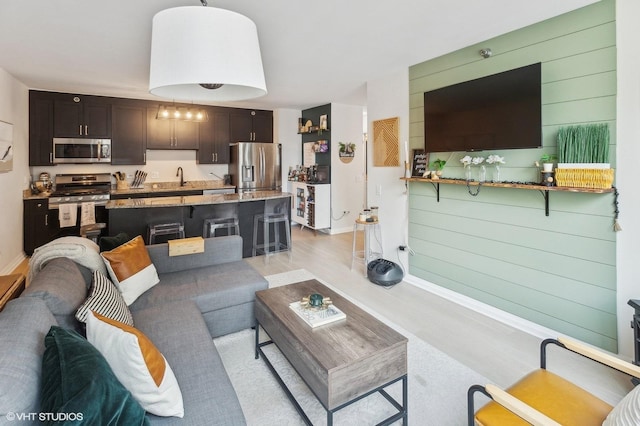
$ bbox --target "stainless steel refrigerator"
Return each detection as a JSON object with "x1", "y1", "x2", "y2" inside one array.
[{"x1": 229, "y1": 143, "x2": 282, "y2": 193}]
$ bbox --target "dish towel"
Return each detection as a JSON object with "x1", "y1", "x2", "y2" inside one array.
[
  {"x1": 80, "y1": 202, "x2": 96, "y2": 227},
  {"x1": 58, "y1": 203, "x2": 78, "y2": 228}
]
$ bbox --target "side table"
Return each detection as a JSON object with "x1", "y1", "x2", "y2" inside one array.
[
  {"x1": 351, "y1": 219, "x2": 383, "y2": 276},
  {"x1": 0, "y1": 274, "x2": 26, "y2": 311}
]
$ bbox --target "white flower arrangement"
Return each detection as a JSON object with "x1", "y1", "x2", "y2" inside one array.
[
  {"x1": 460, "y1": 155, "x2": 472, "y2": 166},
  {"x1": 471, "y1": 156, "x2": 485, "y2": 165},
  {"x1": 486, "y1": 155, "x2": 505, "y2": 165}
]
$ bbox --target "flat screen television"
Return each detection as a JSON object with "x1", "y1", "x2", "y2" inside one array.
[{"x1": 423, "y1": 62, "x2": 542, "y2": 153}]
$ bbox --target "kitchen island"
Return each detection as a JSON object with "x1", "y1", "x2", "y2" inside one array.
[{"x1": 106, "y1": 191, "x2": 291, "y2": 258}]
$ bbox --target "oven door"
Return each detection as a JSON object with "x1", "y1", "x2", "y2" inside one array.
[
  {"x1": 52, "y1": 138, "x2": 111, "y2": 164},
  {"x1": 47, "y1": 203, "x2": 109, "y2": 239}
]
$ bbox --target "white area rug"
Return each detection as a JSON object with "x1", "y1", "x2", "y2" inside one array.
[{"x1": 213, "y1": 269, "x2": 489, "y2": 425}]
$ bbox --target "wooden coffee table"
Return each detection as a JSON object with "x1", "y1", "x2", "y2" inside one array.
[{"x1": 254, "y1": 280, "x2": 408, "y2": 425}]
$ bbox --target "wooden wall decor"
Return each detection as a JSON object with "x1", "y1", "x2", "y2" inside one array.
[{"x1": 372, "y1": 117, "x2": 399, "y2": 167}]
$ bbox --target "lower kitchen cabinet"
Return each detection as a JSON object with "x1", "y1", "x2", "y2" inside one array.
[{"x1": 23, "y1": 199, "x2": 53, "y2": 255}]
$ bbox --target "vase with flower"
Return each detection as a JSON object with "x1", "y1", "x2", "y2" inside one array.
[{"x1": 486, "y1": 155, "x2": 505, "y2": 182}]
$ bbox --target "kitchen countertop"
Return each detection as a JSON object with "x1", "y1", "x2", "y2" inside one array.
[
  {"x1": 106, "y1": 191, "x2": 291, "y2": 209},
  {"x1": 23, "y1": 180, "x2": 236, "y2": 200},
  {"x1": 110, "y1": 180, "x2": 235, "y2": 196}
]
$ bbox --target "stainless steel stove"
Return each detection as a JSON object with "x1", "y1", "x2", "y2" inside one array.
[{"x1": 48, "y1": 173, "x2": 111, "y2": 209}]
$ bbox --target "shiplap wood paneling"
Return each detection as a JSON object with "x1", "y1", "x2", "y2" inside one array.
[{"x1": 408, "y1": 0, "x2": 618, "y2": 351}]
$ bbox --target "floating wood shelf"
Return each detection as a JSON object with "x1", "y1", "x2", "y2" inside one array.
[{"x1": 401, "y1": 177, "x2": 614, "y2": 216}]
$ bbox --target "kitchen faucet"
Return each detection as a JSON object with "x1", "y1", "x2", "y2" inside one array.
[{"x1": 177, "y1": 167, "x2": 185, "y2": 186}]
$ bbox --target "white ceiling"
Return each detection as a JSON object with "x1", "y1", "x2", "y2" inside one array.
[{"x1": 0, "y1": 0, "x2": 599, "y2": 110}]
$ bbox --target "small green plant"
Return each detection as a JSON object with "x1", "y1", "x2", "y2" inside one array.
[
  {"x1": 431, "y1": 158, "x2": 446, "y2": 170},
  {"x1": 540, "y1": 153, "x2": 558, "y2": 163}
]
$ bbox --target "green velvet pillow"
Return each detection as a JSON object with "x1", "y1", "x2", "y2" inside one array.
[
  {"x1": 40, "y1": 326, "x2": 148, "y2": 426},
  {"x1": 99, "y1": 232, "x2": 131, "y2": 252}
]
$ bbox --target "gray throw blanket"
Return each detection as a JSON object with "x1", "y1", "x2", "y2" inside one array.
[{"x1": 28, "y1": 236, "x2": 107, "y2": 282}]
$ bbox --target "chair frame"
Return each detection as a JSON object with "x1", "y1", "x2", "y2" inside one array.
[{"x1": 467, "y1": 337, "x2": 640, "y2": 426}]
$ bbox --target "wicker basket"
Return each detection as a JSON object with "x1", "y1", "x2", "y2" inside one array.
[{"x1": 555, "y1": 168, "x2": 614, "y2": 189}]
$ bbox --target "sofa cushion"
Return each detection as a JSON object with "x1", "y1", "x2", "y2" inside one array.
[
  {"x1": 0, "y1": 297, "x2": 57, "y2": 420},
  {"x1": 133, "y1": 300, "x2": 246, "y2": 425},
  {"x1": 146, "y1": 235, "x2": 243, "y2": 274},
  {"x1": 41, "y1": 326, "x2": 148, "y2": 426},
  {"x1": 129, "y1": 261, "x2": 267, "y2": 315},
  {"x1": 101, "y1": 235, "x2": 160, "y2": 305},
  {"x1": 86, "y1": 311, "x2": 184, "y2": 418},
  {"x1": 76, "y1": 270, "x2": 134, "y2": 326},
  {"x1": 22, "y1": 257, "x2": 88, "y2": 329}
]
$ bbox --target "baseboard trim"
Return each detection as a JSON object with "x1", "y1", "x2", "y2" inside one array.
[
  {"x1": 404, "y1": 273, "x2": 561, "y2": 342},
  {"x1": 1, "y1": 253, "x2": 27, "y2": 276}
]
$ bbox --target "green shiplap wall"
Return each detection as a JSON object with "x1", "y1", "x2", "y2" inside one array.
[{"x1": 408, "y1": 0, "x2": 618, "y2": 352}]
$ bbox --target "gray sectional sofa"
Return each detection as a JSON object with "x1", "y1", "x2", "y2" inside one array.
[{"x1": 0, "y1": 235, "x2": 267, "y2": 425}]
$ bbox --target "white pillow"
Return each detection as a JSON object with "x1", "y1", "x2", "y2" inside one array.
[
  {"x1": 100, "y1": 235, "x2": 159, "y2": 305},
  {"x1": 86, "y1": 311, "x2": 184, "y2": 417},
  {"x1": 603, "y1": 384, "x2": 640, "y2": 426}
]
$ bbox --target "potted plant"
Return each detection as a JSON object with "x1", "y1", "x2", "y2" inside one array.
[
  {"x1": 539, "y1": 153, "x2": 557, "y2": 172},
  {"x1": 431, "y1": 158, "x2": 446, "y2": 176}
]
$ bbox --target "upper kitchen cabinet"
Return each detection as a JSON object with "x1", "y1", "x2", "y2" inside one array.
[
  {"x1": 111, "y1": 100, "x2": 147, "y2": 165},
  {"x1": 229, "y1": 109, "x2": 273, "y2": 142},
  {"x1": 29, "y1": 91, "x2": 54, "y2": 166},
  {"x1": 198, "y1": 107, "x2": 230, "y2": 164},
  {"x1": 146, "y1": 106, "x2": 199, "y2": 150},
  {"x1": 53, "y1": 93, "x2": 111, "y2": 138}
]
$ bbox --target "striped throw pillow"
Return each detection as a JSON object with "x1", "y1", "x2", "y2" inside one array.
[{"x1": 76, "y1": 270, "x2": 133, "y2": 326}]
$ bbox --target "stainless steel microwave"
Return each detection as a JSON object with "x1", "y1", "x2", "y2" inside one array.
[{"x1": 52, "y1": 138, "x2": 111, "y2": 164}]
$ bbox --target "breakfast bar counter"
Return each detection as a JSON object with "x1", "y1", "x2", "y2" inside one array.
[
  {"x1": 105, "y1": 191, "x2": 290, "y2": 209},
  {"x1": 107, "y1": 191, "x2": 291, "y2": 258}
]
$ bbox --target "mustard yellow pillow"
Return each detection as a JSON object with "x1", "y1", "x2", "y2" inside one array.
[
  {"x1": 101, "y1": 235, "x2": 159, "y2": 305},
  {"x1": 86, "y1": 311, "x2": 184, "y2": 418}
]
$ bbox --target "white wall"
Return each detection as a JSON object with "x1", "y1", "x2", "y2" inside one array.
[
  {"x1": 274, "y1": 108, "x2": 302, "y2": 187},
  {"x1": 0, "y1": 67, "x2": 29, "y2": 274},
  {"x1": 615, "y1": 0, "x2": 640, "y2": 359},
  {"x1": 366, "y1": 70, "x2": 410, "y2": 267},
  {"x1": 330, "y1": 103, "x2": 366, "y2": 233}
]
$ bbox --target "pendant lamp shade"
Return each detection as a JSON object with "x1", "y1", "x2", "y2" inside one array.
[{"x1": 149, "y1": 6, "x2": 267, "y2": 102}]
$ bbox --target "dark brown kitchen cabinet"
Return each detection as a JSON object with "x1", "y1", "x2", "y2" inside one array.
[
  {"x1": 23, "y1": 199, "x2": 54, "y2": 255},
  {"x1": 112, "y1": 101, "x2": 147, "y2": 165},
  {"x1": 53, "y1": 94, "x2": 111, "y2": 138},
  {"x1": 29, "y1": 91, "x2": 54, "y2": 166},
  {"x1": 229, "y1": 109, "x2": 273, "y2": 142},
  {"x1": 146, "y1": 107, "x2": 199, "y2": 150},
  {"x1": 198, "y1": 107, "x2": 230, "y2": 164}
]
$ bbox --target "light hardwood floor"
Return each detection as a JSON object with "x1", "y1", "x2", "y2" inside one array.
[{"x1": 246, "y1": 225, "x2": 633, "y2": 406}]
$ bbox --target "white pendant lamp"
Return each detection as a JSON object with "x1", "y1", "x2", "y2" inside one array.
[{"x1": 149, "y1": 2, "x2": 267, "y2": 102}]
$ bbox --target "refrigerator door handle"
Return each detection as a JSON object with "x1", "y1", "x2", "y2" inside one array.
[{"x1": 260, "y1": 147, "x2": 265, "y2": 182}]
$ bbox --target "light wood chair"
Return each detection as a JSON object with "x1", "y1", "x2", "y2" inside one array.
[{"x1": 468, "y1": 337, "x2": 640, "y2": 426}]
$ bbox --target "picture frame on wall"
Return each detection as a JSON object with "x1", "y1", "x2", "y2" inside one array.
[
  {"x1": 319, "y1": 114, "x2": 328, "y2": 130},
  {"x1": 411, "y1": 149, "x2": 428, "y2": 177},
  {"x1": 0, "y1": 120, "x2": 13, "y2": 173}
]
